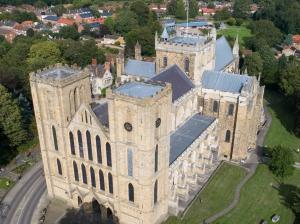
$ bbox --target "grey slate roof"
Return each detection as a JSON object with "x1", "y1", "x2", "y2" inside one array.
[
  {"x1": 202, "y1": 70, "x2": 253, "y2": 93},
  {"x1": 152, "y1": 65, "x2": 195, "y2": 102},
  {"x1": 167, "y1": 36, "x2": 206, "y2": 46},
  {"x1": 170, "y1": 114, "x2": 215, "y2": 165},
  {"x1": 215, "y1": 36, "x2": 234, "y2": 71},
  {"x1": 91, "y1": 102, "x2": 109, "y2": 128},
  {"x1": 114, "y1": 81, "x2": 164, "y2": 99},
  {"x1": 124, "y1": 59, "x2": 156, "y2": 78}
]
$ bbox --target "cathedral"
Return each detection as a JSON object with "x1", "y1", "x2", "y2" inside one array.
[{"x1": 30, "y1": 27, "x2": 264, "y2": 224}]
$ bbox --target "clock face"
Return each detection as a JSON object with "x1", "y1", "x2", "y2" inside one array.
[
  {"x1": 155, "y1": 118, "x2": 161, "y2": 128},
  {"x1": 124, "y1": 122, "x2": 133, "y2": 132}
]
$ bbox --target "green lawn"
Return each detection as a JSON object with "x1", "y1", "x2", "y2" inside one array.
[
  {"x1": 214, "y1": 165, "x2": 300, "y2": 224},
  {"x1": 217, "y1": 25, "x2": 252, "y2": 47},
  {"x1": 0, "y1": 177, "x2": 14, "y2": 189},
  {"x1": 264, "y1": 90, "x2": 300, "y2": 162},
  {"x1": 164, "y1": 162, "x2": 247, "y2": 224}
]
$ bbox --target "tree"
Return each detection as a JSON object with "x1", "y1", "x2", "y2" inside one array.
[
  {"x1": 189, "y1": 0, "x2": 199, "y2": 18},
  {"x1": 115, "y1": 10, "x2": 138, "y2": 35},
  {"x1": 259, "y1": 46, "x2": 278, "y2": 85},
  {"x1": 176, "y1": 0, "x2": 186, "y2": 19},
  {"x1": 243, "y1": 52, "x2": 263, "y2": 77},
  {"x1": 280, "y1": 57, "x2": 300, "y2": 136},
  {"x1": 214, "y1": 9, "x2": 231, "y2": 21},
  {"x1": 59, "y1": 25, "x2": 80, "y2": 40},
  {"x1": 104, "y1": 17, "x2": 115, "y2": 34},
  {"x1": 52, "y1": 4, "x2": 66, "y2": 17},
  {"x1": 167, "y1": 0, "x2": 177, "y2": 15},
  {"x1": 26, "y1": 28, "x2": 34, "y2": 37},
  {"x1": 284, "y1": 34, "x2": 293, "y2": 46},
  {"x1": 34, "y1": 0, "x2": 47, "y2": 9},
  {"x1": 27, "y1": 41, "x2": 62, "y2": 71},
  {"x1": 233, "y1": 0, "x2": 251, "y2": 19},
  {"x1": 0, "y1": 84, "x2": 27, "y2": 147},
  {"x1": 251, "y1": 20, "x2": 283, "y2": 47},
  {"x1": 269, "y1": 145, "x2": 295, "y2": 180},
  {"x1": 130, "y1": 0, "x2": 150, "y2": 26}
]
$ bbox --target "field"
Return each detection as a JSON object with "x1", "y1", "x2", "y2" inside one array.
[
  {"x1": 264, "y1": 90, "x2": 300, "y2": 162},
  {"x1": 164, "y1": 162, "x2": 247, "y2": 224},
  {"x1": 217, "y1": 25, "x2": 252, "y2": 47},
  {"x1": 214, "y1": 165, "x2": 300, "y2": 224}
]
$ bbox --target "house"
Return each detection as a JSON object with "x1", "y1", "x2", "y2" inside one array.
[
  {"x1": 89, "y1": 59, "x2": 113, "y2": 95},
  {"x1": 42, "y1": 15, "x2": 58, "y2": 25},
  {"x1": 0, "y1": 27, "x2": 17, "y2": 43},
  {"x1": 57, "y1": 18, "x2": 75, "y2": 27},
  {"x1": 200, "y1": 7, "x2": 217, "y2": 16},
  {"x1": 102, "y1": 35, "x2": 125, "y2": 46},
  {"x1": 99, "y1": 9, "x2": 112, "y2": 18}
]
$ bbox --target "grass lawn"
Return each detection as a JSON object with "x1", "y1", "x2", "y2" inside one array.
[
  {"x1": 264, "y1": 90, "x2": 300, "y2": 162},
  {"x1": 164, "y1": 162, "x2": 247, "y2": 224},
  {"x1": 217, "y1": 25, "x2": 252, "y2": 47},
  {"x1": 214, "y1": 165, "x2": 300, "y2": 224},
  {"x1": 0, "y1": 177, "x2": 14, "y2": 190}
]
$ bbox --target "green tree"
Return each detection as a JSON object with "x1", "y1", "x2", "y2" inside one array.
[
  {"x1": 284, "y1": 34, "x2": 293, "y2": 46},
  {"x1": 115, "y1": 10, "x2": 138, "y2": 35},
  {"x1": 130, "y1": 0, "x2": 150, "y2": 26},
  {"x1": 59, "y1": 25, "x2": 80, "y2": 40},
  {"x1": 26, "y1": 28, "x2": 34, "y2": 37},
  {"x1": 189, "y1": 0, "x2": 199, "y2": 18},
  {"x1": 167, "y1": 0, "x2": 177, "y2": 15},
  {"x1": 34, "y1": 0, "x2": 47, "y2": 9},
  {"x1": 259, "y1": 46, "x2": 278, "y2": 85},
  {"x1": 214, "y1": 9, "x2": 231, "y2": 21},
  {"x1": 176, "y1": 0, "x2": 186, "y2": 19},
  {"x1": 104, "y1": 17, "x2": 115, "y2": 34},
  {"x1": 243, "y1": 52, "x2": 263, "y2": 77},
  {"x1": 0, "y1": 84, "x2": 27, "y2": 147},
  {"x1": 269, "y1": 145, "x2": 295, "y2": 180},
  {"x1": 233, "y1": 0, "x2": 251, "y2": 19},
  {"x1": 27, "y1": 41, "x2": 62, "y2": 71},
  {"x1": 52, "y1": 4, "x2": 66, "y2": 17}
]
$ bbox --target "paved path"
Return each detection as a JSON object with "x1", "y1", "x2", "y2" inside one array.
[
  {"x1": 205, "y1": 107, "x2": 272, "y2": 223},
  {"x1": 0, "y1": 162, "x2": 46, "y2": 224},
  {"x1": 294, "y1": 162, "x2": 300, "y2": 169}
]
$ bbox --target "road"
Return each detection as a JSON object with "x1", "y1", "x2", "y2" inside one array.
[{"x1": 1, "y1": 162, "x2": 46, "y2": 224}]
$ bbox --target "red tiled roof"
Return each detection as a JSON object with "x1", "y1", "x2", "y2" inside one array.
[
  {"x1": 201, "y1": 8, "x2": 216, "y2": 14},
  {"x1": 57, "y1": 18, "x2": 75, "y2": 26},
  {"x1": 293, "y1": 35, "x2": 300, "y2": 44}
]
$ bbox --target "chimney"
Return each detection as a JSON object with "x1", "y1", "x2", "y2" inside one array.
[{"x1": 104, "y1": 62, "x2": 110, "y2": 71}]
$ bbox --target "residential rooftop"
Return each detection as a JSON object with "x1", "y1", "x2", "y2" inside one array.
[{"x1": 170, "y1": 114, "x2": 215, "y2": 165}]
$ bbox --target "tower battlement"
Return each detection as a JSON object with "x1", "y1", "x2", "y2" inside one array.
[{"x1": 29, "y1": 63, "x2": 89, "y2": 86}]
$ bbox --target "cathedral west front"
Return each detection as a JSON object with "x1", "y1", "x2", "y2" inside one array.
[{"x1": 30, "y1": 27, "x2": 264, "y2": 224}]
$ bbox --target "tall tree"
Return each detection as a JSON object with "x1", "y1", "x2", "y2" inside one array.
[
  {"x1": 130, "y1": 0, "x2": 150, "y2": 26},
  {"x1": 189, "y1": 0, "x2": 199, "y2": 18},
  {"x1": 115, "y1": 10, "x2": 138, "y2": 35},
  {"x1": 259, "y1": 46, "x2": 278, "y2": 85},
  {"x1": 233, "y1": 0, "x2": 251, "y2": 19},
  {"x1": 243, "y1": 52, "x2": 263, "y2": 77},
  {"x1": 167, "y1": 0, "x2": 177, "y2": 15},
  {"x1": 0, "y1": 84, "x2": 27, "y2": 147},
  {"x1": 269, "y1": 145, "x2": 295, "y2": 180},
  {"x1": 176, "y1": 0, "x2": 186, "y2": 19}
]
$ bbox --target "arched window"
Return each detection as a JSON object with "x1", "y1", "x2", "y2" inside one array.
[
  {"x1": 213, "y1": 101, "x2": 219, "y2": 113},
  {"x1": 155, "y1": 145, "x2": 158, "y2": 173},
  {"x1": 154, "y1": 180, "x2": 158, "y2": 204},
  {"x1": 225, "y1": 130, "x2": 231, "y2": 142},
  {"x1": 77, "y1": 130, "x2": 84, "y2": 158},
  {"x1": 52, "y1": 126, "x2": 58, "y2": 151},
  {"x1": 163, "y1": 56, "x2": 167, "y2": 67},
  {"x1": 228, "y1": 104, "x2": 234, "y2": 116},
  {"x1": 184, "y1": 58, "x2": 189, "y2": 73},
  {"x1": 108, "y1": 172, "x2": 113, "y2": 194},
  {"x1": 69, "y1": 131, "x2": 75, "y2": 155},
  {"x1": 90, "y1": 167, "x2": 96, "y2": 187},
  {"x1": 127, "y1": 149, "x2": 133, "y2": 176},
  {"x1": 86, "y1": 131, "x2": 93, "y2": 161},
  {"x1": 81, "y1": 164, "x2": 87, "y2": 184},
  {"x1": 128, "y1": 183, "x2": 134, "y2": 202},
  {"x1": 73, "y1": 161, "x2": 79, "y2": 181},
  {"x1": 96, "y1": 136, "x2": 102, "y2": 164},
  {"x1": 99, "y1": 169, "x2": 105, "y2": 191},
  {"x1": 57, "y1": 159, "x2": 62, "y2": 175},
  {"x1": 106, "y1": 143, "x2": 112, "y2": 167}
]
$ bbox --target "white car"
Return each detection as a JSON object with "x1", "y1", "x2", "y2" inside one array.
[{"x1": 272, "y1": 215, "x2": 280, "y2": 223}]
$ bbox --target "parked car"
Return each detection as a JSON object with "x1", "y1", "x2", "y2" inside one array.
[{"x1": 271, "y1": 214, "x2": 280, "y2": 223}]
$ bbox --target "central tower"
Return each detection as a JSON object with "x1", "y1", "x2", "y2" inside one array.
[{"x1": 107, "y1": 80, "x2": 172, "y2": 224}]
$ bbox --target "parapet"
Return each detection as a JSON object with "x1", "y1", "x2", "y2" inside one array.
[{"x1": 29, "y1": 63, "x2": 90, "y2": 86}]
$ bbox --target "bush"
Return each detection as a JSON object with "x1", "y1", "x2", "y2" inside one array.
[
  {"x1": 226, "y1": 17, "x2": 236, "y2": 26},
  {"x1": 214, "y1": 22, "x2": 221, "y2": 29},
  {"x1": 236, "y1": 18, "x2": 244, "y2": 26}
]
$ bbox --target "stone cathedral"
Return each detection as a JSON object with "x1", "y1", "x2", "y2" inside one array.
[{"x1": 30, "y1": 27, "x2": 264, "y2": 224}]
